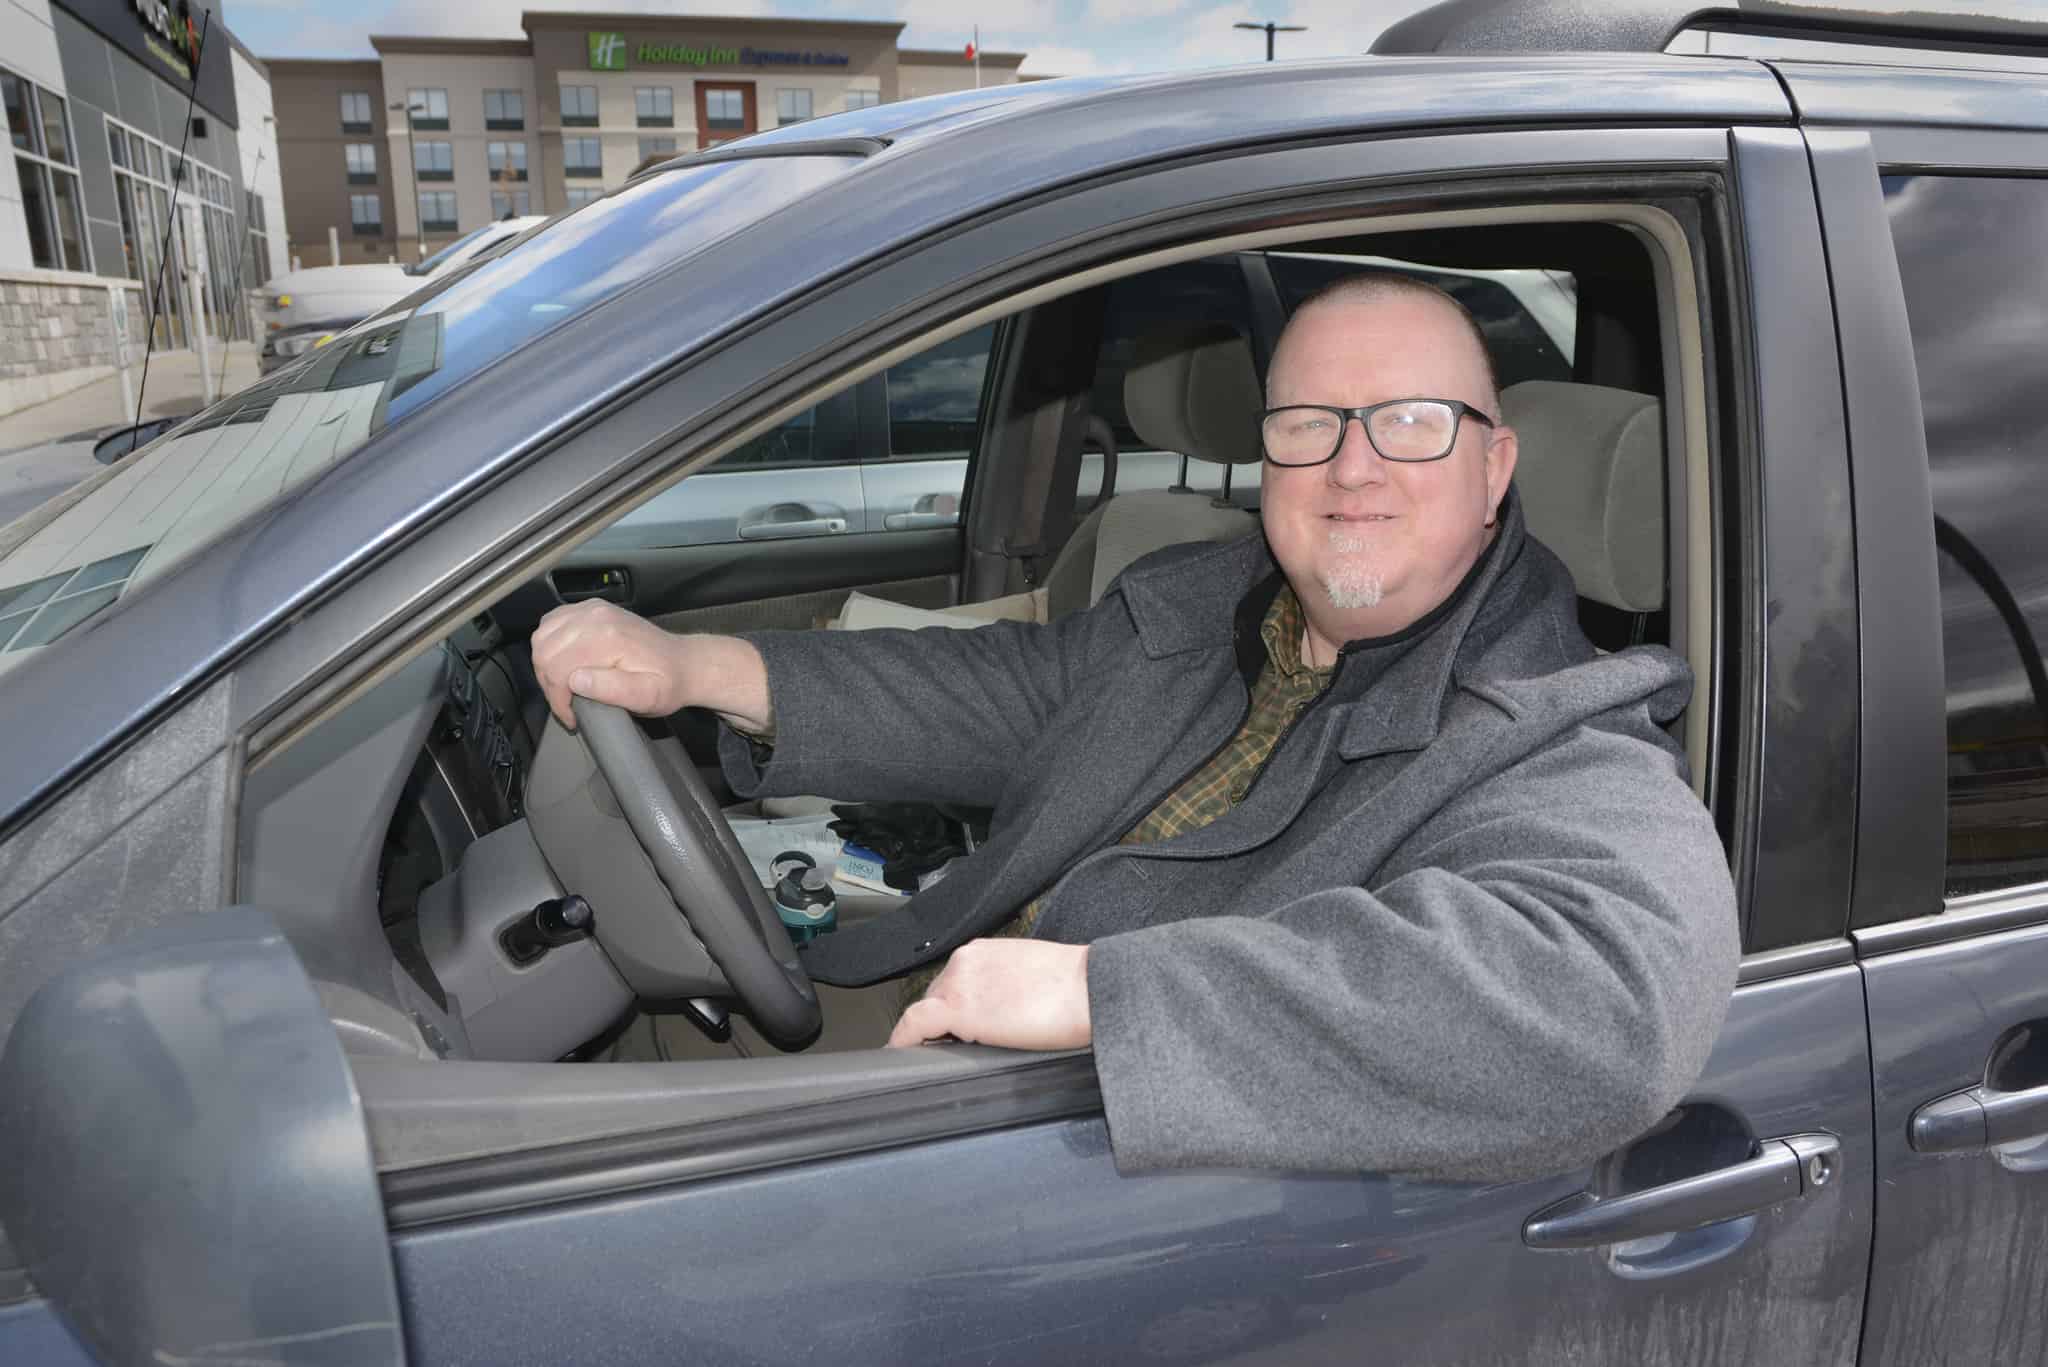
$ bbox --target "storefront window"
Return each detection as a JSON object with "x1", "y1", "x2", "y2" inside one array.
[
  {"x1": 845, "y1": 89, "x2": 880, "y2": 111},
  {"x1": 4, "y1": 71, "x2": 88, "y2": 272},
  {"x1": 777, "y1": 88, "x2": 812, "y2": 123}
]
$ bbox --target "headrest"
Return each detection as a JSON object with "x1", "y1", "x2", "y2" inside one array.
[
  {"x1": 1501, "y1": 380, "x2": 1665, "y2": 614},
  {"x1": 1122, "y1": 324, "x2": 1264, "y2": 465}
]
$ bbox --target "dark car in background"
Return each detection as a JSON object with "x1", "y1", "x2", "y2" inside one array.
[{"x1": 3, "y1": 2, "x2": 2047, "y2": 1363}]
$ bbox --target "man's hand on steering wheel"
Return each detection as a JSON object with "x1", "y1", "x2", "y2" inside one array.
[{"x1": 532, "y1": 600, "x2": 772, "y2": 734}]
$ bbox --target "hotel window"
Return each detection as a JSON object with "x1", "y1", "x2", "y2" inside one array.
[
  {"x1": 776, "y1": 88, "x2": 812, "y2": 123},
  {"x1": 845, "y1": 89, "x2": 879, "y2": 111},
  {"x1": 340, "y1": 90, "x2": 372, "y2": 132},
  {"x1": 417, "y1": 190, "x2": 457, "y2": 233},
  {"x1": 561, "y1": 84, "x2": 598, "y2": 127},
  {"x1": 344, "y1": 142, "x2": 376, "y2": 184},
  {"x1": 637, "y1": 136, "x2": 676, "y2": 160},
  {"x1": 564, "y1": 186, "x2": 603, "y2": 209},
  {"x1": 406, "y1": 88, "x2": 448, "y2": 129},
  {"x1": 487, "y1": 141, "x2": 527, "y2": 182},
  {"x1": 704, "y1": 88, "x2": 745, "y2": 131},
  {"x1": 490, "y1": 189, "x2": 531, "y2": 219},
  {"x1": 413, "y1": 140, "x2": 453, "y2": 181},
  {"x1": 350, "y1": 193, "x2": 382, "y2": 234},
  {"x1": 484, "y1": 89, "x2": 524, "y2": 130},
  {"x1": 563, "y1": 137, "x2": 602, "y2": 178},
  {"x1": 4, "y1": 72, "x2": 89, "y2": 272},
  {"x1": 635, "y1": 86, "x2": 673, "y2": 127}
]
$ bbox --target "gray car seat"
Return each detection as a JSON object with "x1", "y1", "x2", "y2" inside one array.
[
  {"x1": 1043, "y1": 324, "x2": 1265, "y2": 619},
  {"x1": 1501, "y1": 378, "x2": 1666, "y2": 643}
]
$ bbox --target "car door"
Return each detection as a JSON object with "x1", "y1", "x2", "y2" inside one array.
[
  {"x1": 371, "y1": 122, "x2": 1875, "y2": 1365},
  {"x1": 1780, "y1": 72, "x2": 2048, "y2": 1367}
]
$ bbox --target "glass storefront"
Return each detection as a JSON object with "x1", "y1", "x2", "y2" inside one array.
[{"x1": 105, "y1": 117, "x2": 253, "y2": 348}]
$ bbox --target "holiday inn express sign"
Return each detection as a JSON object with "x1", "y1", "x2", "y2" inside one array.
[{"x1": 588, "y1": 31, "x2": 851, "y2": 69}]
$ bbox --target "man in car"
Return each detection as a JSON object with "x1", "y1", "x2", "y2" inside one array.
[{"x1": 531, "y1": 274, "x2": 1740, "y2": 1181}]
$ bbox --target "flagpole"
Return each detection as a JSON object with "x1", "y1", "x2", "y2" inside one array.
[{"x1": 974, "y1": 25, "x2": 981, "y2": 88}]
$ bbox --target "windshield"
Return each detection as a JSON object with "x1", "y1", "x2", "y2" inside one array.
[
  {"x1": 405, "y1": 222, "x2": 504, "y2": 277},
  {"x1": 0, "y1": 154, "x2": 857, "y2": 674}
]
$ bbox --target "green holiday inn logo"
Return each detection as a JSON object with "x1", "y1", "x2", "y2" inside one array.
[{"x1": 588, "y1": 31, "x2": 626, "y2": 70}]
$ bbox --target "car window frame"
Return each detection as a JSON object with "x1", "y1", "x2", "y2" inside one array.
[
  {"x1": 0, "y1": 136, "x2": 1746, "y2": 1199},
  {"x1": 1811, "y1": 115, "x2": 2048, "y2": 942}
]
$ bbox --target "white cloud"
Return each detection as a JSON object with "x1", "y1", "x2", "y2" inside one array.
[
  {"x1": 1081, "y1": 0, "x2": 1187, "y2": 24},
  {"x1": 1016, "y1": 43, "x2": 1121, "y2": 77}
]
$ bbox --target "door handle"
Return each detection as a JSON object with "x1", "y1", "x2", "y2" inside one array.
[
  {"x1": 883, "y1": 493, "x2": 960, "y2": 531},
  {"x1": 882, "y1": 511, "x2": 960, "y2": 531},
  {"x1": 738, "y1": 516, "x2": 848, "y2": 541},
  {"x1": 1911, "y1": 1082, "x2": 2048, "y2": 1153},
  {"x1": 1523, "y1": 1133, "x2": 1840, "y2": 1250}
]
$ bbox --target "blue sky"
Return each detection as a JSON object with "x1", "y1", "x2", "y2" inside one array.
[{"x1": 221, "y1": 0, "x2": 1437, "y2": 79}]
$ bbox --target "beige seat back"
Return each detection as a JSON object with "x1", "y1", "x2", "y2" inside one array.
[
  {"x1": 1501, "y1": 379, "x2": 1666, "y2": 614},
  {"x1": 1045, "y1": 324, "x2": 1264, "y2": 618}
]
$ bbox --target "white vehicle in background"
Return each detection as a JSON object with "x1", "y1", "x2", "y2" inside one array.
[{"x1": 260, "y1": 217, "x2": 546, "y2": 372}]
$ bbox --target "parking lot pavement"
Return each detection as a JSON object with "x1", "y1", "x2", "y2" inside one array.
[{"x1": 0, "y1": 342, "x2": 259, "y2": 453}]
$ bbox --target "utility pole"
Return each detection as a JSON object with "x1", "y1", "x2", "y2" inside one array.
[
  {"x1": 1234, "y1": 19, "x2": 1307, "y2": 60},
  {"x1": 389, "y1": 97, "x2": 422, "y2": 258}
]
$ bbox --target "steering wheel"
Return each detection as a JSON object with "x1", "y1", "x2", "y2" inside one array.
[{"x1": 571, "y1": 696, "x2": 821, "y2": 1050}]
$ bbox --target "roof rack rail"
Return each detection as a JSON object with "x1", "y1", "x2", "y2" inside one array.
[{"x1": 1370, "y1": 0, "x2": 2048, "y2": 56}]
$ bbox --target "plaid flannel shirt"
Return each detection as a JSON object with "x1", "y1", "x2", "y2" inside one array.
[{"x1": 900, "y1": 583, "x2": 1332, "y2": 1007}]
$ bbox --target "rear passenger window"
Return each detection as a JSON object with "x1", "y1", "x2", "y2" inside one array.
[
  {"x1": 1885, "y1": 174, "x2": 2048, "y2": 898},
  {"x1": 881, "y1": 324, "x2": 994, "y2": 461},
  {"x1": 1266, "y1": 251, "x2": 1577, "y2": 389}
]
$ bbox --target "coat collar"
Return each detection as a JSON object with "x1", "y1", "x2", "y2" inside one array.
[{"x1": 1115, "y1": 488, "x2": 1537, "y2": 761}]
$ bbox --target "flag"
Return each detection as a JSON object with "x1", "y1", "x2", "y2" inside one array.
[{"x1": 964, "y1": 40, "x2": 977, "y2": 59}]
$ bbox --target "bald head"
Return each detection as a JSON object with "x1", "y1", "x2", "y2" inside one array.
[
  {"x1": 1258, "y1": 268, "x2": 1519, "y2": 657},
  {"x1": 1271, "y1": 273, "x2": 1500, "y2": 418}
]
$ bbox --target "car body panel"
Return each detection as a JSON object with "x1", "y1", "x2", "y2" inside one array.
[{"x1": 384, "y1": 963, "x2": 1870, "y2": 1367}]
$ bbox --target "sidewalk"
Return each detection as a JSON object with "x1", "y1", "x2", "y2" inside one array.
[{"x1": 0, "y1": 342, "x2": 261, "y2": 452}]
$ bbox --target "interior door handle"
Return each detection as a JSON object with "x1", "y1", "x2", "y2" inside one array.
[
  {"x1": 1912, "y1": 1082, "x2": 2048, "y2": 1153},
  {"x1": 1523, "y1": 1133, "x2": 1840, "y2": 1250},
  {"x1": 882, "y1": 511, "x2": 960, "y2": 531},
  {"x1": 738, "y1": 516, "x2": 848, "y2": 541}
]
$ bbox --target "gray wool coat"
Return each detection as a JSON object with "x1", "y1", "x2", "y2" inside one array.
[{"x1": 720, "y1": 493, "x2": 1740, "y2": 1182}]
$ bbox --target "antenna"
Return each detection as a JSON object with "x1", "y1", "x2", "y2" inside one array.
[{"x1": 132, "y1": 2, "x2": 214, "y2": 433}]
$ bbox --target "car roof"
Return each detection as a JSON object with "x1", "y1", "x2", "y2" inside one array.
[{"x1": 0, "y1": 53, "x2": 1797, "y2": 831}]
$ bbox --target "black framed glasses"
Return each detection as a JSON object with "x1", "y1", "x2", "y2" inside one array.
[{"x1": 1259, "y1": 399, "x2": 1496, "y2": 466}]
